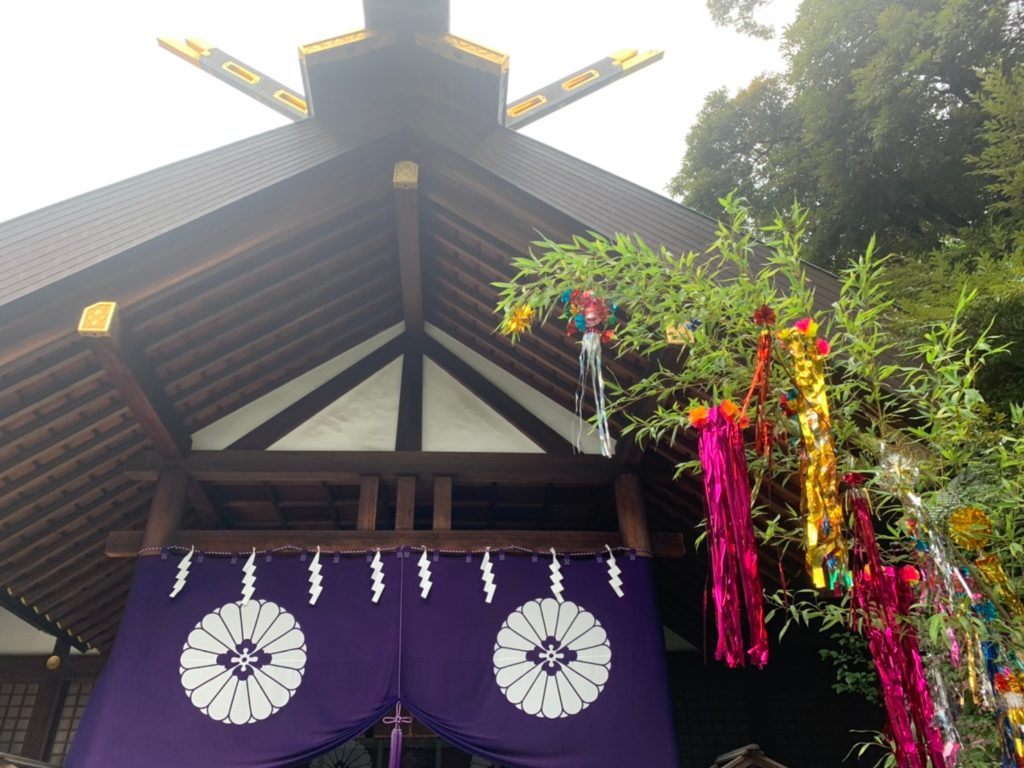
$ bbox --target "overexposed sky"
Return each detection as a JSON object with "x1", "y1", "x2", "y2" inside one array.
[{"x1": 0, "y1": 0, "x2": 796, "y2": 224}]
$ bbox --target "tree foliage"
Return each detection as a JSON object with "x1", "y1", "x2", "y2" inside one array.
[
  {"x1": 679, "y1": 0, "x2": 1024, "y2": 268},
  {"x1": 495, "y1": 198, "x2": 1024, "y2": 764}
]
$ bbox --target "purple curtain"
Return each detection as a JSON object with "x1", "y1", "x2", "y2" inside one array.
[{"x1": 68, "y1": 550, "x2": 678, "y2": 768}]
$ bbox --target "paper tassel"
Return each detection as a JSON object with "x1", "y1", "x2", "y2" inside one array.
[
  {"x1": 480, "y1": 549, "x2": 496, "y2": 604},
  {"x1": 847, "y1": 480, "x2": 949, "y2": 768},
  {"x1": 605, "y1": 545, "x2": 624, "y2": 598},
  {"x1": 549, "y1": 549, "x2": 565, "y2": 603},
  {"x1": 417, "y1": 548, "x2": 433, "y2": 600},
  {"x1": 308, "y1": 547, "x2": 323, "y2": 606},
  {"x1": 169, "y1": 547, "x2": 193, "y2": 599},
  {"x1": 577, "y1": 331, "x2": 613, "y2": 457},
  {"x1": 780, "y1": 320, "x2": 849, "y2": 592},
  {"x1": 370, "y1": 550, "x2": 385, "y2": 604},
  {"x1": 240, "y1": 548, "x2": 256, "y2": 605},
  {"x1": 693, "y1": 403, "x2": 768, "y2": 668},
  {"x1": 561, "y1": 289, "x2": 618, "y2": 458}
]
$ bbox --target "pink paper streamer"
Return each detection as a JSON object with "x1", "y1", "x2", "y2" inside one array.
[
  {"x1": 850, "y1": 488, "x2": 948, "y2": 768},
  {"x1": 698, "y1": 406, "x2": 769, "y2": 668}
]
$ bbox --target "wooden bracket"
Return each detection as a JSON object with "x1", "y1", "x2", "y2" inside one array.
[{"x1": 614, "y1": 474, "x2": 652, "y2": 552}]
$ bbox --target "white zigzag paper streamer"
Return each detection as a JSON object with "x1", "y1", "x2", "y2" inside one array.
[
  {"x1": 549, "y1": 548, "x2": 565, "y2": 603},
  {"x1": 241, "y1": 548, "x2": 257, "y2": 605},
  {"x1": 418, "y1": 548, "x2": 433, "y2": 599},
  {"x1": 169, "y1": 546, "x2": 194, "y2": 599},
  {"x1": 605, "y1": 545, "x2": 624, "y2": 598},
  {"x1": 308, "y1": 547, "x2": 323, "y2": 606},
  {"x1": 480, "y1": 549, "x2": 496, "y2": 604},
  {"x1": 370, "y1": 550, "x2": 385, "y2": 604}
]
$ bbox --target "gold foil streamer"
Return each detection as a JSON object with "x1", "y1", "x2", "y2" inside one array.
[
  {"x1": 948, "y1": 506, "x2": 993, "y2": 551},
  {"x1": 780, "y1": 326, "x2": 849, "y2": 590},
  {"x1": 975, "y1": 554, "x2": 1024, "y2": 617}
]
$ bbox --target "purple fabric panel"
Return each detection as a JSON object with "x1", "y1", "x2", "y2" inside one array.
[
  {"x1": 402, "y1": 555, "x2": 679, "y2": 768},
  {"x1": 67, "y1": 554, "x2": 400, "y2": 768}
]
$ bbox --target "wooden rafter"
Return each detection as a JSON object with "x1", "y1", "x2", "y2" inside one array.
[
  {"x1": 126, "y1": 450, "x2": 619, "y2": 485},
  {"x1": 77, "y1": 303, "x2": 189, "y2": 459},
  {"x1": 228, "y1": 333, "x2": 407, "y2": 449},
  {"x1": 423, "y1": 334, "x2": 572, "y2": 453},
  {"x1": 394, "y1": 160, "x2": 424, "y2": 335},
  {"x1": 75, "y1": 302, "x2": 223, "y2": 524},
  {"x1": 106, "y1": 529, "x2": 685, "y2": 558}
]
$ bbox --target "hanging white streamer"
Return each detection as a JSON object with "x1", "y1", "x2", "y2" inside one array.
[
  {"x1": 241, "y1": 548, "x2": 257, "y2": 605},
  {"x1": 370, "y1": 549, "x2": 385, "y2": 604},
  {"x1": 480, "y1": 549, "x2": 496, "y2": 604},
  {"x1": 308, "y1": 547, "x2": 323, "y2": 606},
  {"x1": 576, "y1": 332, "x2": 613, "y2": 457},
  {"x1": 169, "y1": 546, "x2": 194, "y2": 599},
  {"x1": 605, "y1": 545, "x2": 624, "y2": 598},
  {"x1": 418, "y1": 548, "x2": 433, "y2": 599},
  {"x1": 549, "y1": 548, "x2": 565, "y2": 603}
]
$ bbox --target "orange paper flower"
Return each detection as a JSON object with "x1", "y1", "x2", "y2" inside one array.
[
  {"x1": 719, "y1": 399, "x2": 740, "y2": 422},
  {"x1": 688, "y1": 406, "x2": 709, "y2": 429}
]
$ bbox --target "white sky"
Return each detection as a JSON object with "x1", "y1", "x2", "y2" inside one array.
[{"x1": 0, "y1": 0, "x2": 796, "y2": 224}]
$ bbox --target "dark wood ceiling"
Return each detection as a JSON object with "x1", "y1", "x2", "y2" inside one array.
[{"x1": 0, "y1": 109, "x2": 836, "y2": 653}]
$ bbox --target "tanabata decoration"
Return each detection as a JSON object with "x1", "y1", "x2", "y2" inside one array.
[
  {"x1": 688, "y1": 400, "x2": 768, "y2": 669},
  {"x1": 561, "y1": 289, "x2": 619, "y2": 458},
  {"x1": 846, "y1": 474, "x2": 948, "y2": 768},
  {"x1": 779, "y1": 317, "x2": 850, "y2": 592},
  {"x1": 501, "y1": 305, "x2": 535, "y2": 336},
  {"x1": 745, "y1": 305, "x2": 776, "y2": 458},
  {"x1": 993, "y1": 666, "x2": 1024, "y2": 766}
]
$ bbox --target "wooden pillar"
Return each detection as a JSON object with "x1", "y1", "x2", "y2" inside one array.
[
  {"x1": 140, "y1": 469, "x2": 188, "y2": 550},
  {"x1": 395, "y1": 476, "x2": 416, "y2": 530},
  {"x1": 614, "y1": 474, "x2": 652, "y2": 552},
  {"x1": 21, "y1": 638, "x2": 70, "y2": 760},
  {"x1": 357, "y1": 476, "x2": 380, "y2": 531},
  {"x1": 432, "y1": 476, "x2": 453, "y2": 529}
]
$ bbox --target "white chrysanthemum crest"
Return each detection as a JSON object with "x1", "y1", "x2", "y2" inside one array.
[
  {"x1": 370, "y1": 549, "x2": 385, "y2": 603},
  {"x1": 241, "y1": 548, "x2": 256, "y2": 605},
  {"x1": 170, "y1": 546, "x2": 194, "y2": 599},
  {"x1": 605, "y1": 545, "x2": 624, "y2": 598},
  {"x1": 418, "y1": 547, "x2": 433, "y2": 599},
  {"x1": 480, "y1": 548, "x2": 496, "y2": 604},
  {"x1": 308, "y1": 547, "x2": 323, "y2": 606},
  {"x1": 549, "y1": 548, "x2": 564, "y2": 603}
]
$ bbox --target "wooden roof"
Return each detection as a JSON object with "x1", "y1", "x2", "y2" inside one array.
[{"x1": 0, "y1": 6, "x2": 840, "y2": 652}]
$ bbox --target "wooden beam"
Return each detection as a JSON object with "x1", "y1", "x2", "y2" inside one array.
[
  {"x1": 77, "y1": 301, "x2": 189, "y2": 459},
  {"x1": 141, "y1": 469, "x2": 188, "y2": 549},
  {"x1": 614, "y1": 474, "x2": 652, "y2": 552},
  {"x1": 106, "y1": 529, "x2": 686, "y2": 558},
  {"x1": 422, "y1": 335, "x2": 573, "y2": 453},
  {"x1": 76, "y1": 302, "x2": 223, "y2": 523},
  {"x1": 126, "y1": 450, "x2": 619, "y2": 485},
  {"x1": 357, "y1": 476, "x2": 380, "y2": 531},
  {"x1": 432, "y1": 476, "x2": 453, "y2": 529},
  {"x1": 395, "y1": 476, "x2": 416, "y2": 530},
  {"x1": 393, "y1": 160, "x2": 423, "y2": 334},
  {"x1": 395, "y1": 348, "x2": 423, "y2": 450},
  {"x1": 228, "y1": 333, "x2": 407, "y2": 449}
]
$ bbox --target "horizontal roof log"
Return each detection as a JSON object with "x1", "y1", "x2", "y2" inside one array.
[
  {"x1": 106, "y1": 529, "x2": 685, "y2": 558},
  {"x1": 126, "y1": 450, "x2": 619, "y2": 485}
]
